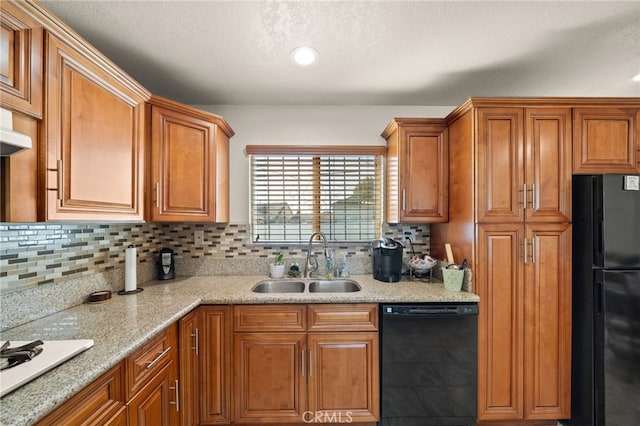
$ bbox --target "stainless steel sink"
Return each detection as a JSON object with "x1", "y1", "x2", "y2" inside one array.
[
  {"x1": 308, "y1": 280, "x2": 361, "y2": 293},
  {"x1": 251, "y1": 280, "x2": 305, "y2": 293}
]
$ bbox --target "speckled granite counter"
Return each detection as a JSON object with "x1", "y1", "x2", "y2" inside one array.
[{"x1": 0, "y1": 275, "x2": 478, "y2": 425}]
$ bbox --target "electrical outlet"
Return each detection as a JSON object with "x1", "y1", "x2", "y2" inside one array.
[
  {"x1": 194, "y1": 230, "x2": 205, "y2": 246},
  {"x1": 403, "y1": 229, "x2": 416, "y2": 242}
]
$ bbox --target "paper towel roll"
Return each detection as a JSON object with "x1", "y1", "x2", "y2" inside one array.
[{"x1": 125, "y1": 245, "x2": 137, "y2": 292}]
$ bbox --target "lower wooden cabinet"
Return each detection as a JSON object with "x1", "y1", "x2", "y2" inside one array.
[
  {"x1": 233, "y1": 304, "x2": 379, "y2": 424},
  {"x1": 127, "y1": 361, "x2": 179, "y2": 426},
  {"x1": 179, "y1": 305, "x2": 231, "y2": 425},
  {"x1": 476, "y1": 223, "x2": 571, "y2": 421},
  {"x1": 35, "y1": 362, "x2": 126, "y2": 426}
]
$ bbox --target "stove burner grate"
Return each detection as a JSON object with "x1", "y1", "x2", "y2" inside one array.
[{"x1": 0, "y1": 340, "x2": 44, "y2": 371}]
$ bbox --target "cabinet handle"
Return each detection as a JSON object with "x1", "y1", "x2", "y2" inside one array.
[
  {"x1": 190, "y1": 328, "x2": 199, "y2": 356},
  {"x1": 528, "y1": 184, "x2": 535, "y2": 209},
  {"x1": 530, "y1": 237, "x2": 536, "y2": 264},
  {"x1": 301, "y1": 350, "x2": 305, "y2": 376},
  {"x1": 155, "y1": 182, "x2": 160, "y2": 208},
  {"x1": 145, "y1": 346, "x2": 171, "y2": 369},
  {"x1": 402, "y1": 189, "x2": 406, "y2": 212},
  {"x1": 308, "y1": 350, "x2": 313, "y2": 377},
  {"x1": 521, "y1": 184, "x2": 527, "y2": 208},
  {"x1": 57, "y1": 160, "x2": 63, "y2": 200},
  {"x1": 169, "y1": 379, "x2": 179, "y2": 412},
  {"x1": 523, "y1": 238, "x2": 528, "y2": 264}
]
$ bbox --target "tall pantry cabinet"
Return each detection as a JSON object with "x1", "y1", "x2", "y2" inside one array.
[{"x1": 431, "y1": 99, "x2": 573, "y2": 423}]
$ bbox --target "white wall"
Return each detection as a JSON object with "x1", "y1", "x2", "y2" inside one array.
[{"x1": 193, "y1": 105, "x2": 455, "y2": 222}]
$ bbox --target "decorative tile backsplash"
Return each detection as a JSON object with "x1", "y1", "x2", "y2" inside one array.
[{"x1": 1, "y1": 222, "x2": 430, "y2": 294}]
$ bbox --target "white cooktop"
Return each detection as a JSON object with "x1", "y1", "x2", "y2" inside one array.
[{"x1": 0, "y1": 339, "x2": 94, "y2": 397}]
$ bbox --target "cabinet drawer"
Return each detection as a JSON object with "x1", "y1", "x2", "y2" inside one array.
[
  {"x1": 308, "y1": 304, "x2": 378, "y2": 331},
  {"x1": 35, "y1": 362, "x2": 125, "y2": 426},
  {"x1": 233, "y1": 304, "x2": 307, "y2": 332},
  {"x1": 125, "y1": 324, "x2": 177, "y2": 399}
]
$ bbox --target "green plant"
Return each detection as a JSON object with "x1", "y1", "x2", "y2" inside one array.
[{"x1": 273, "y1": 252, "x2": 284, "y2": 265}]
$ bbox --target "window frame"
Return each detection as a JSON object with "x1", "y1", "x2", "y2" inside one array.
[{"x1": 246, "y1": 145, "x2": 385, "y2": 244}]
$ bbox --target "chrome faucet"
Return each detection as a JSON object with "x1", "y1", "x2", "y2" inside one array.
[{"x1": 304, "y1": 232, "x2": 328, "y2": 278}]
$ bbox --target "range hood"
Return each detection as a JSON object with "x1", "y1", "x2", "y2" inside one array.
[{"x1": 0, "y1": 107, "x2": 32, "y2": 156}]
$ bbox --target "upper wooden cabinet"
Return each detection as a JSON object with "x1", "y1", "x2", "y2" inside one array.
[
  {"x1": 382, "y1": 118, "x2": 448, "y2": 223},
  {"x1": 573, "y1": 107, "x2": 640, "y2": 174},
  {"x1": 148, "y1": 95, "x2": 234, "y2": 222},
  {"x1": 0, "y1": 0, "x2": 43, "y2": 118},
  {"x1": 44, "y1": 32, "x2": 147, "y2": 221},
  {"x1": 476, "y1": 107, "x2": 572, "y2": 224}
]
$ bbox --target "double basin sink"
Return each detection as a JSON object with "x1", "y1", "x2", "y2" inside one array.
[{"x1": 252, "y1": 279, "x2": 361, "y2": 293}]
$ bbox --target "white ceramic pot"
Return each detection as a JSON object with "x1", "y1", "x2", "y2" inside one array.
[{"x1": 270, "y1": 264, "x2": 285, "y2": 278}]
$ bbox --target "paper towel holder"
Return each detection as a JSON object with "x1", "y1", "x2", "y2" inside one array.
[{"x1": 118, "y1": 244, "x2": 144, "y2": 295}]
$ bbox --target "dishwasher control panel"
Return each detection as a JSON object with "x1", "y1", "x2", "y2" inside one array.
[{"x1": 383, "y1": 303, "x2": 478, "y2": 316}]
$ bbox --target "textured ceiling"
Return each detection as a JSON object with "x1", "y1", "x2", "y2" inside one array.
[{"x1": 39, "y1": 0, "x2": 640, "y2": 106}]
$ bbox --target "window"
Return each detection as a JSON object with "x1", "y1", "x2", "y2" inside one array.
[{"x1": 247, "y1": 145, "x2": 384, "y2": 242}]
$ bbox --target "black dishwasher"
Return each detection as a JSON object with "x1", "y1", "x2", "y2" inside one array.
[{"x1": 380, "y1": 303, "x2": 478, "y2": 426}]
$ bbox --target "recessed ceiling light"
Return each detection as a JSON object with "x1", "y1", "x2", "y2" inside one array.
[
  {"x1": 633, "y1": 73, "x2": 640, "y2": 82},
  {"x1": 290, "y1": 46, "x2": 319, "y2": 67}
]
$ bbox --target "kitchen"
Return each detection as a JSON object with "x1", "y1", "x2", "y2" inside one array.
[{"x1": 1, "y1": 1, "x2": 639, "y2": 425}]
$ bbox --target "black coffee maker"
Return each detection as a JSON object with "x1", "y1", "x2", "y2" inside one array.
[
  {"x1": 370, "y1": 238, "x2": 404, "y2": 282},
  {"x1": 158, "y1": 248, "x2": 175, "y2": 280}
]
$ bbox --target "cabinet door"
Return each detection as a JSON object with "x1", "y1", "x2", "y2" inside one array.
[
  {"x1": 234, "y1": 333, "x2": 307, "y2": 423},
  {"x1": 307, "y1": 332, "x2": 379, "y2": 423},
  {"x1": 476, "y1": 223, "x2": 525, "y2": 420},
  {"x1": 44, "y1": 33, "x2": 145, "y2": 221},
  {"x1": 150, "y1": 105, "x2": 217, "y2": 222},
  {"x1": 524, "y1": 223, "x2": 571, "y2": 420},
  {"x1": 476, "y1": 108, "x2": 525, "y2": 223},
  {"x1": 573, "y1": 107, "x2": 639, "y2": 174},
  {"x1": 179, "y1": 309, "x2": 200, "y2": 426},
  {"x1": 0, "y1": 1, "x2": 43, "y2": 117},
  {"x1": 400, "y1": 125, "x2": 448, "y2": 222},
  {"x1": 35, "y1": 362, "x2": 126, "y2": 426},
  {"x1": 525, "y1": 108, "x2": 572, "y2": 223},
  {"x1": 127, "y1": 361, "x2": 180, "y2": 426},
  {"x1": 200, "y1": 306, "x2": 231, "y2": 424}
]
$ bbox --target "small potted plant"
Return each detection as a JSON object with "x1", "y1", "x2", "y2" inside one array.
[{"x1": 270, "y1": 252, "x2": 285, "y2": 278}]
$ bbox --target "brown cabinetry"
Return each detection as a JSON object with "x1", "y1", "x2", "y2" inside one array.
[
  {"x1": 180, "y1": 306, "x2": 231, "y2": 425},
  {"x1": 382, "y1": 118, "x2": 449, "y2": 223},
  {"x1": 573, "y1": 107, "x2": 640, "y2": 173},
  {"x1": 431, "y1": 98, "x2": 573, "y2": 423},
  {"x1": 476, "y1": 223, "x2": 571, "y2": 420},
  {"x1": 476, "y1": 107, "x2": 572, "y2": 224},
  {"x1": 35, "y1": 362, "x2": 126, "y2": 426},
  {"x1": 233, "y1": 304, "x2": 379, "y2": 424},
  {"x1": 125, "y1": 324, "x2": 179, "y2": 425},
  {"x1": 148, "y1": 95, "x2": 234, "y2": 222},
  {"x1": 0, "y1": 0, "x2": 43, "y2": 118},
  {"x1": 44, "y1": 32, "x2": 147, "y2": 221}
]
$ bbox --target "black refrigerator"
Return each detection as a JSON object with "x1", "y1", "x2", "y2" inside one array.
[{"x1": 566, "y1": 174, "x2": 640, "y2": 425}]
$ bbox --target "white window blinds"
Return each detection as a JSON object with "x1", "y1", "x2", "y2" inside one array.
[{"x1": 248, "y1": 146, "x2": 384, "y2": 242}]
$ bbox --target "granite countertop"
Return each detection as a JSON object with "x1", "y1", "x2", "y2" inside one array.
[{"x1": 0, "y1": 274, "x2": 478, "y2": 426}]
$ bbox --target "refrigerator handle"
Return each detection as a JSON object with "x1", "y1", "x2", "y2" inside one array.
[
  {"x1": 596, "y1": 280, "x2": 604, "y2": 315},
  {"x1": 595, "y1": 219, "x2": 603, "y2": 262}
]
